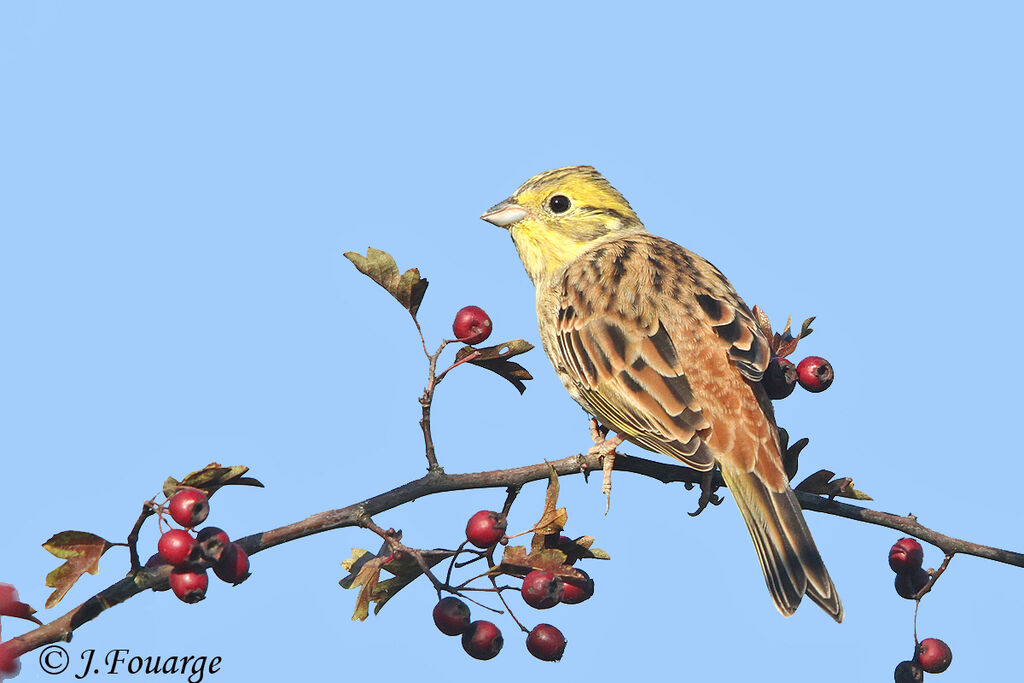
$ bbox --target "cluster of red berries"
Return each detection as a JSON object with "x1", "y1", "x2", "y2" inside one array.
[
  {"x1": 888, "y1": 538, "x2": 953, "y2": 680},
  {"x1": 432, "y1": 510, "x2": 594, "y2": 661},
  {"x1": 151, "y1": 489, "x2": 250, "y2": 603},
  {"x1": 452, "y1": 306, "x2": 492, "y2": 345},
  {"x1": 762, "y1": 355, "x2": 834, "y2": 399}
]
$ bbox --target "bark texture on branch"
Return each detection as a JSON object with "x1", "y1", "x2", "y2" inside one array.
[{"x1": 6, "y1": 450, "x2": 1022, "y2": 659}]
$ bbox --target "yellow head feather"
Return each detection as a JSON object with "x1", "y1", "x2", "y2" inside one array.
[{"x1": 482, "y1": 166, "x2": 647, "y2": 285}]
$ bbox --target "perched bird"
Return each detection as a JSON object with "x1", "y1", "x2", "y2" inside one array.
[{"x1": 480, "y1": 166, "x2": 842, "y2": 622}]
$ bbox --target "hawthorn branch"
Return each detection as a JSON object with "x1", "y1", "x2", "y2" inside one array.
[{"x1": 7, "y1": 450, "x2": 1023, "y2": 660}]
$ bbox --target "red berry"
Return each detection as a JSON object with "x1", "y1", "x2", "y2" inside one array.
[
  {"x1": 796, "y1": 356, "x2": 834, "y2": 392},
  {"x1": 432, "y1": 596, "x2": 471, "y2": 636},
  {"x1": 213, "y1": 543, "x2": 250, "y2": 585},
  {"x1": 168, "y1": 489, "x2": 210, "y2": 528},
  {"x1": 560, "y1": 570, "x2": 594, "y2": 604},
  {"x1": 917, "y1": 638, "x2": 952, "y2": 674},
  {"x1": 461, "y1": 620, "x2": 503, "y2": 660},
  {"x1": 196, "y1": 526, "x2": 231, "y2": 561},
  {"x1": 465, "y1": 510, "x2": 507, "y2": 548},
  {"x1": 521, "y1": 570, "x2": 563, "y2": 609},
  {"x1": 143, "y1": 554, "x2": 171, "y2": 591},
  {"x1": 0, "y1": 642, "x2": 19, "y2": 677},
  {"x1": 762, "y1": 357, "x2": 798, "y2": 400},
  {"x1": 893, "y1": 660, "x2": 924, "y2": 683},
  {"x1": 526, "y1": 623, "x2": 567, "y2": 661},
  {"x1": 169, "y1": 567, "x2": 208, "y2": 603},
  {"x1": 889, "y1": 538, "x2": 924, "y2": 573},
  {"x1": 894, "y1": 568, "x2": 930, "y2": 599},
  {"x1": 157, "y1": 529, "x2": 196, "y2": 566},
  {"x1": 452, "y1": 306, "x2": 493, "y2": 345}
]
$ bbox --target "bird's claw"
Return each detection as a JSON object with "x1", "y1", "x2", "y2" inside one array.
[
  {"x1": 585, "y1": 424, "x2": 625, "y2": 515},
  {"x1": 688, "y1": 470, "x2": 723, "y2": 517}
]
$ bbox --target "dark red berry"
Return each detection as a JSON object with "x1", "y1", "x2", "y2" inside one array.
[
  {"x1": 143, "y1": 554, "x2": 171, "y2": 591},
  {"x1": 893, "y1": 660, "x2": 924, "y2": 683},
  {"x1": 894, "y1": 568, "x2": 930, "y2": 599},
  {"x1": 526, "y1": 623, "x2": 567, "y2": 661},
  {"x1": 917, "y1": 638, "x2": 952, "y2": 674},
  {"x1": 196, "y1": 526, "x2": 231, "y2": 561},
  {"x1": 762, "y1": 357, "x2": 798, "y2": 400},
  {"x1": 213, "y1": 543, "x2": 250, "y2": 585},
  {"x1": 560, "y1": 570, "x2": 594, "y2": 604},
  {"x1": 157, "y1": 529, "x2": 196, "y2": 566},
  {"x1": 796, "y1": 356, "x2": 834, "y2": 392},
  {"x1": 169, "y1": 567, "x2": 208, "y2": 603},
  {"x1": 461, "y1": 620, "x2": 503, "y2": 660},
  {"x1": 889, "y1": 538, "x2": 924, "y2": 573},
  {"x1": 521, "y1": 570, "x2": 563, "y2": 609},
  {"x1": 465, "y1": 510, "x2": 507, "y2": 548},
  {"x1": 168, "y1": 489, "x2": 210, "y2": 528},
  {"x1": 432, "y1": 596, "x2": 471, "y2": 636},
  {"x1": 452, "y1": 306, "x2": 493, "y2": 345}
]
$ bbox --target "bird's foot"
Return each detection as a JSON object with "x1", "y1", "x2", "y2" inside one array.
[
  {"x1": 586, "y1": 423, "x2": 625, "y2": 514},
  {"x1": 688, "y1": 470, "x2": 723, "y2": 517},
  {"x1": 588, "y1": 418, "x2": 610, "y2": 445}
]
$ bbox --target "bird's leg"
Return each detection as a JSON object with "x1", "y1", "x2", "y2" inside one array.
[
  {"x1": 688, "y1": 469, "x2": 723, "y2": 517},
  {"x1": 586, "y1": 418, "x2": 625, "y2": 513}
]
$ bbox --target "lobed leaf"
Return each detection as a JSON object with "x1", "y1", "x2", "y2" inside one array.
[
  {"x1": 455, "y1": 339, "x2": 534, "y2": 394},
  {"x1": 344, "y1": 247, "x2": 428, "y2": 318},
  {"x1": 164, "y1": 463, "x2": 263, "y2": 499},
  {"x1": 42, "y1": 531, "x2": 113, "y2": 608}
]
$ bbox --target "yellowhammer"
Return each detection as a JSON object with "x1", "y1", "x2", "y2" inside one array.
[{"x1": 481, "y1": 165, "x2": 842, "y2": 621}]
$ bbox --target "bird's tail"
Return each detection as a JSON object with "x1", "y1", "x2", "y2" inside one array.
[{"x1": 719, "y1": 463, "x2": 843, "y2": 622}]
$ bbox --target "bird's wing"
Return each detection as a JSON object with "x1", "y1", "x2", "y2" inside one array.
[{"x1": 552, "y1": 235, "x2": 771, "y2": 470}]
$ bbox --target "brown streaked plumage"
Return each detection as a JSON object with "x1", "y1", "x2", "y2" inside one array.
[{"x1": 481, "y1": 165, "x2": 842, "y2": 622}]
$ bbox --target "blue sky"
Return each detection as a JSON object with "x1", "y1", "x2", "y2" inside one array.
[{"x1": 2, "y1": 2, "x2": 1022, "y2": 680}]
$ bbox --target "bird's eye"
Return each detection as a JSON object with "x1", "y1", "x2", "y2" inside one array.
[{"x1": 548, "y1": 195, "x2": 571, "y2": 214}]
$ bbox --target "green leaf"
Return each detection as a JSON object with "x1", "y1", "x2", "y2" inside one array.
[{"x1": 344, "y1": 248, "x2": 428, "y2": 318}]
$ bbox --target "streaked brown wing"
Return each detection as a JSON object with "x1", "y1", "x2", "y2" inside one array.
[{"x1": 553, "y1": 235, "x2": 771, "y2": 470}]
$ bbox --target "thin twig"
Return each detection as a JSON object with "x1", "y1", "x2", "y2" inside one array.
[
  {"x1": 914, "y1": 552, "x2": 955, "y2": 601},
  {"x1": 417, "y1": 341, "x2": 449, "y2": 473},
  {"x1": 124, "y1": 503, "x2": 156, "y2": 575}
]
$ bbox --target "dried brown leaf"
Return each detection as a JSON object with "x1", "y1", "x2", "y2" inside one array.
[
  {"x1": 782, "y1": 434, "x2": 810, "y2": 482},
  {"x1": 496, "y1": 546, "x2": 586, "y2": 581},
  {"x1": 0, "y1": 584, "x2": 42, "y2": 626},
  {"x1": 827, "y1": 477, "x2": 873, "y2": 501},
  {"x1": 794, "y1": 469, "x2": 835, "y2": 495},
  {"x1": 752, "y1": 305, "x2": 773, "y2": 342},
  {"x1": 799, "y1": 316, "x2": 815, "y2": 339},
  {"x1": 339, "y1": 548, "x2": 376, "y2": 584},
  {"x1": 371, "y1": 549, "x2": 452, "y2": 615},
  {"x1": 456, "y1": 339, "x2": 534, "y2": 394},
  {"x1": 344, "y1": 248, "x2": 428, "y2": 318},
  {"x1": 347, "y1": 561, "x2": 381, "y2": 622},
  {"x1": 42, "y1": 531, "x2": 113, "y2": 609},
  {"x1": 164, "y1": 463, "x2": 263, "y2": 499}
]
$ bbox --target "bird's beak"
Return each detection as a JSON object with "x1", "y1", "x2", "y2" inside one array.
[{"x1": 480, "y1": 199, "x2": 527, "y2": 228}]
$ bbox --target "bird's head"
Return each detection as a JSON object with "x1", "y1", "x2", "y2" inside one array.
[{"x1": 481, "y1": 166, "x2": 646, "y2": 286}]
